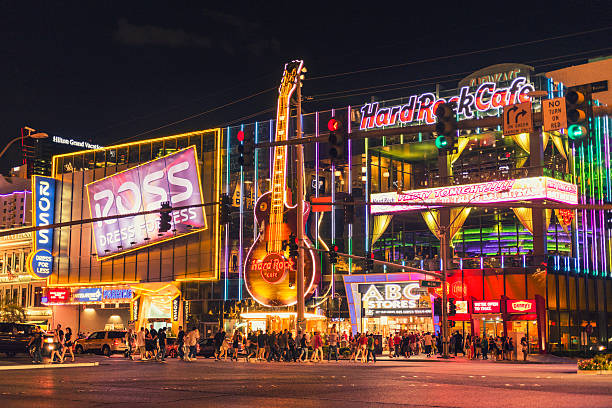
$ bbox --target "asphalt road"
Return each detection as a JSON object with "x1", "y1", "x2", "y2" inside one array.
[{"x1": 0, "y1": 355, "x2": 610, "y2": 407}]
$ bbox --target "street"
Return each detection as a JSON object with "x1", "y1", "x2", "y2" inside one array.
[{"x1": 0, "y1": 355, "x2": 610, "y2": 407}]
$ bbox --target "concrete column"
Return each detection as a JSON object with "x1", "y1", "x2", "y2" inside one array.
[{"x1": 529, "y1": 129, "x2": 547, "y2": 257}]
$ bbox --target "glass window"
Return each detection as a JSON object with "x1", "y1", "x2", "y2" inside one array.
[
  {"x1": 558, "y1": 275, "x2": 567, "y2": 310},
  {"x1": 108, "y1": 331, "x2": 126, "y2": 339},
  {"x1": 568, "y1": 276, "x2": 577, "y2": 310}
]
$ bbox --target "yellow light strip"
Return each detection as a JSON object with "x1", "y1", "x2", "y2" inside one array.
[{"x1": 47, "y1": 280, "x2": 140, "y2": 287}]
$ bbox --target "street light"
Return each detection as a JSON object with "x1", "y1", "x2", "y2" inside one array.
[{"x1": 0, "y1": 127, "x2": 49, "y2": 160}]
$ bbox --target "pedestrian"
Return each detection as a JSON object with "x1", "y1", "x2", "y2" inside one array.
[
  {"x1": 495, "y1": 337, "x2": 503, "y2": 361},
  {"x1": 465, "y1": 335, "x2": 472, "y2": 360},
  {"x1": 177, "y1": 326, "x2": 185, "y2": 360},
  {"x1": 28, "y1": 326, "x2": 44, "y2": 364},
  {"x1": 327, "y1": 329, "x2": 338, "y2": 362},
  {"x1": 157, "y1": 327, "x2": 167, "y2": 361},
  {"x1": 357, "y1": 333, "x2": 368, "y2": 362},
  {"x1": 394, "y1": 332, "x2": 402, "y2": 358},
  {"x1": 474, "y1": 336, "x2": 481, "y2": 359},
  {"x1": 62, "y1": 327, "x2": 75, "y2": 362},
  {"x1": 187, "y1": 326, "x2": 199, "y2": 360},
  {"x1": 520, "y1": 336, "x2": 528, "y2": 361},
  {"x1": 124, "y1": 328, "x2": 135, "y2": 360},
  {"x1": 257, "y1": 330, "x2": 266, "y2": 361},
  {"x1": 387, "y1": 334, "x2": 394, "y2": 358},
  {"x1": 481, "y1": 335, "x2": 489, "y2": 360},
  {"x1": 508, "y1": 337, "x2": 515, "y2": 361},
  {"x1": 136, "y1": 327, "x2": 147, "y2": 360},
  {"x1": 50, "y1": 324, "x2": 64, "y2": 363},
  {"x1": 300, "y1": 331, "x2": 310, "y2": 362},
  {"x1": 287, "y1": 332, "x2": 297, "y2": 362},
  {"x1": 232, "y1": 330, "x2": 242, "y2": 361},
  {"x1": 245, "y1": 331, "x2": 256, "y2": 362},
  {"x1": 366, "y1": 334, "x2": 376, "y2": 363},
  {"x1": 213, "y1": 330, "x2": 224, "y2": 361},
  {"x1": 220, "y1": 333, "x2": 230, "y2": 361},
  {"x1": 423, "y1": 331, "x2": 433, "y2": 357},
  {"x1": 278, "y1": 330, "x2": 288, "y2": 361}
]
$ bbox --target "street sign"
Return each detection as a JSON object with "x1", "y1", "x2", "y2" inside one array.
[
  {"x1": 542, "y1": 97, "x2": 567, "y2": 132},
  {"x1": 420, "y1": 280, "x2": 441, "y2": 288},
  {"x1": 503, "y1": 101, "x2": 532, "y2": 136}
]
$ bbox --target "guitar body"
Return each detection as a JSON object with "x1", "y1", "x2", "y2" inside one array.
[{"x1": 244, "y1": 191, "x2": 319, "y2": 306}]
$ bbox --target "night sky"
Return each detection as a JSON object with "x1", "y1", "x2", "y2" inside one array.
[{"x1": 1, "y1": 1, "x2": 611, "y2": 172}]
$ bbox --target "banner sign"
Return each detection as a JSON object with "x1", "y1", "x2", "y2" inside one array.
[
  {"x1": 455, "y1": 300, "x2": 469, "y2": 315},
  {"x1": 86, "y1": 146, "x2": 207, "y2": 259},
  {"x1": 103, "y1": 288, "x2": 133, "y2": 301},
  {"x1": 371, "y1": 177, "x2": 578, "y2": 214},
  {"x1": 360, "y1": 282, "x2": 431, "y2": 317},
  {"x1": 29, "y1": 176, "x2": 57, "y2": 279},
  {"x1": 359, "y1": 77, "x2": 535, "y2": 130},
  {"x1": 473, "y1": 300, "x2": 500, "y2": 313},
  {"x1": 172, "y1": 296, "x2": 180, "y2": 321},
  {"x1": 73, "y1": 287, "x2": 103, "y2": 302},
  {"x1": 44, "y1": 288, "x2": 70, "y2": 304},
  {"x1": 506, "y1": 299, "x2": 536, "y2": 314}
]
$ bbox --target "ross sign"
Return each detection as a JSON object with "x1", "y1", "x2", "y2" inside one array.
[
  {"x1": 73, "y1": 287, "x2": 103, "y2": 302},
  {"x1": 86, "y1": 146, "x2": 207, "y2": 259},
  {"x1": 30, "y1": 176, "x2": 56, "y2": 279},
  {"x1": 172, "y1": 296, "x2": 180, "y2": 321},
  {"x1": 420, "y1": 280, "x2": 441, "y2": 288},
  {"x1": 103, "y1": 288, "x2": 133, "y2": 301},
  {"x1": 360, "y1": 282, "x2": 432, "y2": 317},
  {"x1": 455, "y1": 300, "x2": 468, "y2": 315},
  {"x1": 370, "y1": 176, "x2": 577, "y2": 214},
  {"x1": 503, "y1": 101, "x2": 532, "y2": 136},
  {"x1": 131, "y1": 298, "x2": 139, "y2": 321},
  {"x1": 473, "y1": 300, "x2": 500, "y2": 313},
  {"x1": 360, "y1": 77, "x2": 534, "y2": 130},
  {"x1": 506, "y1": 299, "x2": 535, "y2": 314},
  {"x1": 45, "y1": 288, "x2": 70, "y2": 303},
  {"x1": 542, "y1": 97, "x2": 567, "y2": 132}
]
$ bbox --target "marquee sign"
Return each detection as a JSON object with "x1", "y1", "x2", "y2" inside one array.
[
  {"x1": 359, "y1": 77, "x2": 535, "y2": 130},
  {"x1": 360, "y1": 282, "x2": 432, "y2": 317},
  {"x1": 73, "y1": 287, "x2": 103, "y2": 302},
  {"x1": 86, "y1": 146, "x2": 207, "y2": 259},
  {"x1": 371, "y1": 177, "x2": 578, "y2": 214},
  {"x1": 29, "y1": 176, "x2": 57, "y2": 279}
]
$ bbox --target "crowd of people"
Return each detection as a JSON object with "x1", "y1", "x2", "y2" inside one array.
[{"x1": 28, "y1": 323, "x2": 75, "y2": 364}]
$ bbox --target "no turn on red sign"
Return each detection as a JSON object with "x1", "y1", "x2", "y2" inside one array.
[{"x1": 542, "y1": 97, "x2": 567, "y2": 132}]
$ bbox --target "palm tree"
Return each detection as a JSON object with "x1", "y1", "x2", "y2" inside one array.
[{"x1": 0, "y1": 297, "x2": 26, "y2": 323}]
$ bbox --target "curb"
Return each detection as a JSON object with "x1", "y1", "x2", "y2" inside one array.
[{"x1": 0, "y1": 362, "x2": 99, "y2": 371}]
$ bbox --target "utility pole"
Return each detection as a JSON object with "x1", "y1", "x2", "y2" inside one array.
[
  {"x1": 295, "y1": 69, "x2": 306, "y2": 332},
  {"x1": 440, "y1": 227, "x2": 450, "y2": 358}
]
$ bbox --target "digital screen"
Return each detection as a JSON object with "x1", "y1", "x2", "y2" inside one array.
[{"x1": 86, "y1": 146, "x2": 207, "y2": 259}]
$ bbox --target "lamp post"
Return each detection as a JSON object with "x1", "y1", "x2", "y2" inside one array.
[{"x1": 0, "y1": 127, "x2": 48, "y2": 160}]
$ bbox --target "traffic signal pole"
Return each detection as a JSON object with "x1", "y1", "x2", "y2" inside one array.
[
  {"x1": 440, "y1": 227, "x2": 450, "y2": 358},
  {"x1": 296, "y1": 72, "x2": 306, "y2": 332}
]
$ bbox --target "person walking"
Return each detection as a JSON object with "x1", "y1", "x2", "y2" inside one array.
[
  {"x1": 366, "y1": 334, "x2": 376, "y2": 363},
  {"x1": 287, "y1": 332, "x2": 297, "y2": 362},
  {"x1": 188, "y1": 326, "x2": 199, "y2": 360},
  {"x1": 423, "y1": 332, "x2": 433, "y2": 357},
  {"x1": 245, "y1": 331, "x2": 256, "y2": 362},
  {"x1": 62, "y1": 327, "x2": 75, "y2": 362},
  {"x1": 311, "y1": 331, "x2": 323, "y2": 362},
  {"x1": 213, "y1": 330, "x2": 225, "y2": 361},
  {"x1": 300, "y1": 331, "x2": 310, "y2": 362},
  {"x1": 257, "y1": 330, "x2": 266, "y2": 361},
  {"x1": 28, "y1": 326, "x2": 44, "y2": 364},
  {"x1": 124, "y1": 328, "x2": 135, "y2": 360},
  {"x1": 508, "y1": 337, "x2": 515, "y2": 361},
  {"x1": 177, "y1": 326, "x2": 185, "y2": 360},
  {"x1": 278, "y1": 330, "x2": 288, "y2": 361},
  {"x1": 232, "y1": 330, "x2": 242, "y2": 361},
  {"x1": 465, "y1": 335, "x2": 472, "y2": 360},
  {"x1": 220, "y1": 333, "x2": 230, "y2": 361},
  {"x1": 50, "y1": 325, "x2": 64, "y2": 363},
  {"x1": 136, "y1": 327, "x2": 147, "y2": 360},
  {"x1": 327, "y1": 329, "x2": 339, "y2": 362},
  {"x1": 481, "y1": 335, "x2": 489, "y2": 360}
]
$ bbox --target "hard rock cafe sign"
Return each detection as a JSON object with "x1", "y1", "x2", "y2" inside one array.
[{"x1": 251, "y1": 253, "x2": 295, "y2": 285}]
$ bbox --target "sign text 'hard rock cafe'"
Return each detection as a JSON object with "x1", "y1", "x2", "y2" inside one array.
[
  {"x1": 360, "y1": 282, "x2": 432, "y2": 317},
  {"x1": 359, "y1": 77, "x2": 535, "y2": 130}
]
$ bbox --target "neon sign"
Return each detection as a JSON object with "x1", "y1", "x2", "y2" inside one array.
[
  {"x1": 360, "y1": 282, "x2": 432, "y2": 317},
  {"x1": 359, "y1": 77, "x2": 535, "y2": 130},
  {"x1": 86, "y1": 146, "x2": 207, "y2": 259},
  {"x1": 103, "y1": 289, "x2": 133, "y2": 301},
  {"x1": 473, "y1": 300, "x2": 500, "y2": 313},
  {"x1": 371, "y1": 176, "x2": 578, "y2": 214},
  {"x1": 507, "y1": 299, "x2": 535, "y2": 313},
  {"x1": 251, "y1": 253, "x2": 295, "y2": 284},
  {"x1": 29, "y1": 176, "x2": 56, "y2": 279}
]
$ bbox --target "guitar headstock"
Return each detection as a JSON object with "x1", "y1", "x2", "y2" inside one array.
[{"x1": 278, "y1": 60, "x2": 304, "y2": 96}]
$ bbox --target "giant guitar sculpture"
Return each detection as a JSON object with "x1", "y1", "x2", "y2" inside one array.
[{"x1": 244, "y1": 60, "x2": 319, "y2": 307}]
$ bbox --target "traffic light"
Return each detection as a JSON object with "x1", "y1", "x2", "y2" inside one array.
[
  {"x1": 365, "y1": 252, "x2": 374, "y2": 272},
  {"x1": 328, "y1": 116, "x2": 347, "y2": 162},
  {"x1": 448, "y1": 298, "x2": 457, "y2": 316},
  {"x1": 159, "y1": 201, "x2": 172, "y2": 233},
  {"x1": 343, "y1": 194, "x2": 354, "y2": 224},
  {"x1": 329, "y1": 245, "x2": 338, "y2": 265},
  {"x1": 565, "y1": 85, "x2": 592, "y2": 143},
  {"x1": 606, "y1": 211, "x2": 612, "y2": 230},
  {"x1": 433, "y1": 298, "x2": 442, "y2": 316},
  {"x1": 434, "y1": 102, "x2": 457, "y2": 153},
  {"x1": 289, "y1": 233, "x2": 299, "y2": 258},
  {"x1": 220, "y1": 193, "x2": 231, "y2": 224},
  {"x1": 243, "y1": 130, "x2": 255, "y2": 167}
]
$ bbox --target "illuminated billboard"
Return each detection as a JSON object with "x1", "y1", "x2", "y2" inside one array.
[
  {"x1": 86, "y1": 146, "x2": 207, "y2": 259},
  {"x1": 371, "y1": 176, "x2": 578, "y2": 214}
]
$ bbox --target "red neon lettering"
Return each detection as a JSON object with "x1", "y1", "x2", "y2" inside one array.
[
  {"x1": 490, "y1": 90, "x2": 507, "y2": 108},
  {"x1": 475, "y1": 84, "x2": 494, "y2": 111}
]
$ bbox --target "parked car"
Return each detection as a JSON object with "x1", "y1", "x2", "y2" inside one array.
[
  {"x1": 74, "y1": 330, "x2": 128, "y2": 356},
  {"x1": 197, "y1": 338, "x2": 215, "y2": 358},
  {"x1": 0, "y1": 322, "x2": 56, "y2": 357}
]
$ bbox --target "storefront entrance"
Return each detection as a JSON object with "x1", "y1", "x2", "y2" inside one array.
[{"x1": 363, "y1": 316, "x2": 434, "y2": 337}]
